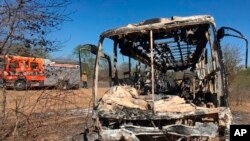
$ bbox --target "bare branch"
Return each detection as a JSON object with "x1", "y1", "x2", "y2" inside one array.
[{"x1": 0, "y1": 0, "x2": 71, "y2": 56}]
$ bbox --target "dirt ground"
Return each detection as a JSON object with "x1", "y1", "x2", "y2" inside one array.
[
  {"x1": 1, "y1": 87, "x2": 250, "y2": 140},
  {"x1": 230, "y1": 101, "x2": 250, "y2": 125},
  {"x1": 5, "y1": 88, "x2": 108, "y2": 113},
  {"x1": 1, "y1": 88, "x2": 108, "y2": 141},
  {"x1": 229, "y1": 86, "x2": 250, "y2": 125}
]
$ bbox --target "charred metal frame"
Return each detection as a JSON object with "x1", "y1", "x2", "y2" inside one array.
[
  {"x1": 93, "y1": 15, "x2": 227, "y2": 107},
  {"x1": 89, "y1": 15, "x2": 248, "y2": 140},
  {"x1": 217, "y1": 26, "x2": 248, "y2": 69},
  {"x1": 150, "y1": 30, "x2": 155, "y2": 108}
]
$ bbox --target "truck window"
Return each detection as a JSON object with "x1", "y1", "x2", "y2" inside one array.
[
  {"x1": 30, "y1": 62, "x2": 39, "y2": 70},
  {"x1": 9, "y1": 61, "x2": 19, "y2": 70},
  {"x1": 0, "y1": 58, "x2": 5, "y2": 69},
  {"x1": 0, "y1": 58, "x2": 4, "y2": 63},
  {"x1": 25, "y1": 61, "x2": 29, "y2": 69}
]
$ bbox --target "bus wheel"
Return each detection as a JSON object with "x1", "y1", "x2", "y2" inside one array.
[{"x1": 14, "y1": 80, "x2": 26, "y2": 91}]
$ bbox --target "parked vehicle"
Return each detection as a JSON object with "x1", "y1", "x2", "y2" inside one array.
[
  {"x1": 0, "y1": 55, "x2": 80, "y2": 90},
  {"x1": 85, "y1": 15, "x2": 248, "y2": 140}
]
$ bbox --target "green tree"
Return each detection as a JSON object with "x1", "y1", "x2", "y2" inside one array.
[{"x1": 222, "y1": 44, "x2": 243, "y2": 85}]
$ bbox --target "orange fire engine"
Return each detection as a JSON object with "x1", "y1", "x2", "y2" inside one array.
[{"x1": 0, "y1": 55, "x2": 80, "y2": 90}]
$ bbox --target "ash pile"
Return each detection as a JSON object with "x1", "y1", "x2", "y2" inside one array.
[{"x1": 97, "y1": 86, "x2": 196, "y2": 117}]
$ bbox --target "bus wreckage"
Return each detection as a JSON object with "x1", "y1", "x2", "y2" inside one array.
[{"x1": 85, "y1": 15, "x2": 248, "y2": 140}]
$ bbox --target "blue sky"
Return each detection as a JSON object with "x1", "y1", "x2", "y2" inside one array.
[{"x1": 52, "y1": 0, "x2": 250, "y2": 64}]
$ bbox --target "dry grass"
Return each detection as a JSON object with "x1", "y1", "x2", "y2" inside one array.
[
  {"x1": 228, "y1": 69, "x2": 250, "y2": 124},
  {"x1": 1, "y1": 70, "x2": 250, "y2": 140},
  {"x1": 5, "y1": 88, "x2": 108, "y2": 113},
  {"x1": 0, "y1": 88, "x2": 108, "y2": 140},
  {"x1": 229, "y1": 86, "x2": 250, "y2": 113}
]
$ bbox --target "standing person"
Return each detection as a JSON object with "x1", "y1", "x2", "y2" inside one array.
[{"x1": 82, "y1": 71, "x2": 88, "y2": 88}]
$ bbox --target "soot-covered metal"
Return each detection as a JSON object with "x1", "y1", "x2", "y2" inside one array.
[{"x1": 86, "y1": 15, "x2": 235, "y2": 141}]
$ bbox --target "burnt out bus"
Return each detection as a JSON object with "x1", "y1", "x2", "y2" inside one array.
[{"x1": 86, "y1": 15, "x2": 248, "y2": 141}]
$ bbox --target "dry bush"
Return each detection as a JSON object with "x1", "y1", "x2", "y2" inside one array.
[{"x1": 0, "y1": 87, "x2": 94, "y2": 140}]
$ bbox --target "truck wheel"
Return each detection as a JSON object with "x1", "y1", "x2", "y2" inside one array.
[
  {"x1": 62, "y1": 82, "x2": 69, "y2": 90},
  {"x1": 74, "y1": 84, "x2": 80, "y2": 89},
  {"x1": 58, "y1": 81, "x2": 69, "y2": 90},
  {"x1": 14, "y1": 80, "x2": 26, "y2": 91}
]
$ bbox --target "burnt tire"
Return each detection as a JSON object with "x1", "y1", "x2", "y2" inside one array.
[
  {"x1": 58, "y1": 81, "x2": 69, "y2": 90},
  {"x1": 73, "y1": 84, "x2": 80, "y2": 89},
  {"x1": 14, "y1": 80, "x2": 27, "y2": 91}
]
